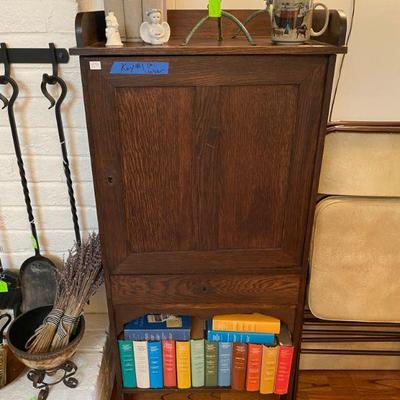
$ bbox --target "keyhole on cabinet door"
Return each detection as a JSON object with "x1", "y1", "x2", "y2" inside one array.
[
  {"x1": 202, "y1": 286, "x2": 208, "y2": 293},
  {"x1": 107, "y1": 175, "x2": 114, "y2": 185}
]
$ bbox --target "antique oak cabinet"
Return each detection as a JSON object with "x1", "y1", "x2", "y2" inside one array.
[{"x1": 72, "y1": 9, "x2": 347, "y2": 400}]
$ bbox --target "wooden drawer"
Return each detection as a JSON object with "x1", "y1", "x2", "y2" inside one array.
[{"x1": 111, "y1": 273, "x2": 300, "y2": 306}]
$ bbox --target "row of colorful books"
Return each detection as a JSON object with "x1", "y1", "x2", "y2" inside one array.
[{"x1": 118, "y1": 313, "x2": 294, "y2": 394}]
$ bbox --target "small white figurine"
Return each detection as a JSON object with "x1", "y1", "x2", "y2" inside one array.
[
  {"x1": 106, "y1": 11, "x2": 123, "y2": 47},
  {"x1": 140, "y1": 9, "x2": 171, "y2": 45}
]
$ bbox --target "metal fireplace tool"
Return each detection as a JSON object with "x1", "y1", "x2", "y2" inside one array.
[{"x1": 0, "y1": 43, "x2": 80, "y2": 399}]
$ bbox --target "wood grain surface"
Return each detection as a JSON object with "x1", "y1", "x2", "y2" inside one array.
[
  {"x1": 114, "y1": 371, "x2": 400, "y2": 400},
  {"x1": 111, "y1": 274, "x2": 300, "y2": 305},
  {"x1": 297, "y1": 371, "x2": 400, "y2": 400},
  {"x1": 72, "y1": 9, "x2": 348, "y2": 53},
  {"x1": 76, "y1": 13, "x2": 344, "y2": 397}
]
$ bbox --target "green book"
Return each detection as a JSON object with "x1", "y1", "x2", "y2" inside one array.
[
  {"x1": 191, "y1": 339, "x2": 205, "y2": 387},
  {"x1": 205, "y1": 340, "x2": 218, "y2": 387},
  {"x1": 118, "y1": 340, "x2": 137, "y2": 388}
]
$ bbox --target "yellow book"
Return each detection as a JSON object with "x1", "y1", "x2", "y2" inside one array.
[
  {"x1": 176, "y1": 341, "x2": 191, "y2": 389},
  {"x1": 260, "y1": 345, "x2": 279, "y2": 394},
  {"x1": 212, "y1": 313, "x2": 281, "y2": 334}
]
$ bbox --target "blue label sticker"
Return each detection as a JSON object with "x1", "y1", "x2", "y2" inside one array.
[{"x1": 111, "y1": 61, "x2": 169, "y2": 75}]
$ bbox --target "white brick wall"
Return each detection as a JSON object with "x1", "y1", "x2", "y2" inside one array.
[{"x1": 0, "y1": 0, "x2": 105, "y2": 311}]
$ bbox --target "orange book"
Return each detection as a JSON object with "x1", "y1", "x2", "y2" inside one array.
[
  {"x1": 212, "y1": 313, "x2": 281, "y2": 334},
  {"x1": 176, "y1": 341, "x2": 191, "y2": 389},
  {"x1": 245, "y1": 344, "x2": 262, "y2": 392},
  {"x1": 260, "y1": 345, "x2": 279, "y2": 394}
]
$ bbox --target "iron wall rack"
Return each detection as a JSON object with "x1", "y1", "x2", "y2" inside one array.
[{"x1": 0, "y1": 44, "x2": 69, "y2": 66}]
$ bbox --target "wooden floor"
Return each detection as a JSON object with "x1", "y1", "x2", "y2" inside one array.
[
  {"x1": 297, "y1": 371, "x2": 400, "y2": 400},
  {"x1": 112, "y1": 371, "x2": 400, "y2": 400}
]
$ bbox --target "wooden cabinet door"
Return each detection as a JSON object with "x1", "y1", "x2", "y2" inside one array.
[{"x1": 81, "y1": 55, "x2": 329, "y2": 274}]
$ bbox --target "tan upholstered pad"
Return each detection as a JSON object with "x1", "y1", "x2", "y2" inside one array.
[
  {"x1": 319, "y1": 132, "x2": 400, "y2": 196},
  {"x1": 309, "y1": 197, "x2": 400, "y2": 322}
]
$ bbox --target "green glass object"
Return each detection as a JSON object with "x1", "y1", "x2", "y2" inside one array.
[
  {"x1": 0, "y1": 281, "x2": 8, "y2": 293},
  {"x1": 209, "y1": 0, "x2": 222, "y2": 18}
]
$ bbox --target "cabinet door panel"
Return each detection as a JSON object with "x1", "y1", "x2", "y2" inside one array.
[
  {"x1": 118, "y1": 87, "x2": 196, "y2": 252},
  {"x1": 82, "y1": 55, "x2": 327, "y2": 274},
  {"x1": 217, "y1": 85, "x2": 296, "y2": 249}
]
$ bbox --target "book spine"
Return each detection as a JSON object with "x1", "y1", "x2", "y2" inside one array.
[
  {"x1": 190, "y1": 339, "x2": 205, "y2": 387},
  {"x1": 148, "y1": 341, "x2": 163, "y2": 389},
  {"x1": 260, "y1": 345, "x2": 278, "y2": 394},
  {"x1": 125, "y1": 329, "x2": 190, "y2": 341},
  {"x1": 274, "y1": 345, "x2": 294, "y2": 395},
  {"x1": 212, "y1": 316, "x2": 280, "y2": 334},
  {"x1": 176, "y1": 341, "x2": 191, "y2": 389},
  {"x1": 205, "y1": 341, "x2": 218, "y2": 387},
  {"x1": 246, "y1": 344, "x2": 263, "y2": 392},
  {"x1": 118, "y1": 340, "x2": 137, "y2": 388},
  {"x1": 231, "y1": 343, "x2": 248, "y2": 391},
  {"x1": 133, "y1": 341, "x2": 150, "y2": 389},
  {"x1": 207, "y1": 329, "x2": 275, "y2": 345},
  {"x1": 162, "y1": 340, "x2": 177, "y2": 388},
  {"x1": 218, "y1": 342, "x2": 232, "y2": 387}
]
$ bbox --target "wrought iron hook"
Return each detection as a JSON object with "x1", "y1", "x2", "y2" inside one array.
[
  {"x1": 41, "y1": 43, "x2": 67, "y2": 109},
  {"x1": 0, "y1": 43, "x2": 19, "y2": 109}
]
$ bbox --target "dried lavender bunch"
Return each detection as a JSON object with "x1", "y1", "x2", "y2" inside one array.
[
  {"x1": 26, "y1": 260, "x2": 70, "y2": 353},
  {"x1": 26, "y1": 233, "x2": 103, "y2": 354},
  {"x1": 50, "y1": 233, "x2": 103, "y2": 351}
]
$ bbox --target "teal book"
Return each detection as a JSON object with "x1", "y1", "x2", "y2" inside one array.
[
  {"x1": 190, "y1": 339, "x2": 205, "y2": 387},
  {"x1": 118, "y1": 340, "x2": 137, "y2": 388},
  {"x1": 218, "y1": 342, "x2": 232, "y2": 387},
  {"x1": 205, "y1": 341, "x2": 218, "y2": 387},
  {"x1": 148, "y1": 341, "x2": 163, "y2": 388}
]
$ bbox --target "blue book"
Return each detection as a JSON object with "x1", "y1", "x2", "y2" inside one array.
[
  {"x1": 148, "y1": 341, "x2": 163, "y2": 389},
  {"x1": 124, "y1": 314, "x2": 191, "y2": 341},
  {"x1": 218, "y1": 342, "x2": 232, "y2": 387},
  {"x1": 118, "y1": 340, "x2": 137, "y2": 388},
  {"x1": 207, "y1": 329, "x2": 275, "y2": 345}
]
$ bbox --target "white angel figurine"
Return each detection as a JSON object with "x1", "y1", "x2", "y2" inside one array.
[
  {"x1": 140, "y1": 9, "x2": 171, "y2": 45},
  {"x1": 105, "y1": 11, "x2": 123, "y2": 47}
]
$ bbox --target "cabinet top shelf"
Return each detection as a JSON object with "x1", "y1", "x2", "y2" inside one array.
[
  {"x1": 71, "y1": 9, "x2": 347, "y2": 57},
  {"x1": 70, "y1": 37, "x2": 346, "y2": 56}
]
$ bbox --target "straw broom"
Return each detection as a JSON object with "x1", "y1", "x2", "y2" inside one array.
[
  {"x1": 26, "y1": 233, "x2": 103, "y2": 354},
  {"x1": 26, "y1": 256, "x2": 73, "y2": 353},
  {"x1": 50, "y1": 233, "x2": 103, "y2": 351}
]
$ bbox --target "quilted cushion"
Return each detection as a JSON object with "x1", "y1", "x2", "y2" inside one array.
[
  {"x1": 308, "y1": 196, "x2": 400, "y2": 322},
  {"x1": 319, "y1": 132, "x2": 400, "y2": 196}
]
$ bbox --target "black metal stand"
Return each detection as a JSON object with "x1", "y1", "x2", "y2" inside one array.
[
  {"x1": 183, "y1": 11, "x2": 255, "y2": 46},
  {"x1": 27, "y1": 360, "x2": 78, "y2": 400}
]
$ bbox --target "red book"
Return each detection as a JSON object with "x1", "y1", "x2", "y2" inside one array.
[
  {"x1": 231, "y1": 343, "x2": 248, "y2": 391},
  {"x1": 274, "y1": 325, "x2": 294, "y2": 395},
  {"x1": 162, "y1": 340, "x2": 177, "y2": 387},
  {"x1": 245, "y1": 344, "x2": 262, "y2": 392}
]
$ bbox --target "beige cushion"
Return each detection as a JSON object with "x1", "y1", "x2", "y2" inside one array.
[
  {"x1": 308, "y1": 196, "x2": 400, "y2": 323},
  {"x1": 319, "y1": 132, "x2": 400, "y2": 196}
]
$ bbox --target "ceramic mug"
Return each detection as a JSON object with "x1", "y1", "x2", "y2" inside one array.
[{"x1": 271, "y1": 0, "x2": 330, "y2": 44}]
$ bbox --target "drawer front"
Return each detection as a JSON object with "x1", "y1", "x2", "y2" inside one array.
[{"x1": 111, "y1": 273, "x2": 300, "y2": 306}]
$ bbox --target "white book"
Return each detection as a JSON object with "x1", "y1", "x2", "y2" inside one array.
[{"x1": 133, "y1": 341, "x2": 150, "y2": 389}]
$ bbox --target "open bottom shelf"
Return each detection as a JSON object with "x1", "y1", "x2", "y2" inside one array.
[{"x1": 122, "y1": 388, "x2": 280, "y2": 399}]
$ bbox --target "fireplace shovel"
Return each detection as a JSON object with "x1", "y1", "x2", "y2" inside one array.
[{"x1": 0, "y1": 43, "x2": 56, "y2": 313}]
